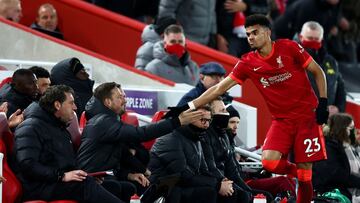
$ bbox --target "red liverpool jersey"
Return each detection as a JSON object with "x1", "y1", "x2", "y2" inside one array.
[{"x1": 229, "y1": 39, "x2": 318, "y2": 119}]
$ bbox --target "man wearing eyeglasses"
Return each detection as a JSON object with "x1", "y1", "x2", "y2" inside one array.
[{"x1": 148, "y1": 105, "x2": 233, "y2": 203}]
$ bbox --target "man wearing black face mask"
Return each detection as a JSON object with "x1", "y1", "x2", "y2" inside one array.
[
  {"x1": 148, "y1": 105, "x2": 233, "y2": 203},
  {"x1": 298, "y1": 21, "x2": 346, "y2": 113},
  {"x1": 201, "y1": 97, "x2": 253, "y2": 203}
]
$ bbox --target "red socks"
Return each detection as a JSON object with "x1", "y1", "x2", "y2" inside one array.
[
  {"x1": 262, "y1": 159, "x2": 297, "y2": 177},
  {"x1": 296, "y1": 169, "x2": 313, "y2": 203}
]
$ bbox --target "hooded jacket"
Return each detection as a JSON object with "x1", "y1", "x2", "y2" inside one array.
[
  {"x1": 51, "y1": 58, "x2": 94, "y2": 118},
  {"x1": 135, "y1": 24, "x2": 162, "y2": 70},
  {"x1": 76, "y1": 96, "x2": 180, "y2": 178},
  {"x1": 145, "y1": 41, "x2": 199, "y2": 85},
  {"x1": 0, "y1": 84, "x2": 35, "y2": 118},
  {"x1": 14, "y1": 103, "x2": 76, "y2": 200}
]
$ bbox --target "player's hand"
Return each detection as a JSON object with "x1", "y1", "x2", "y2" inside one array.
[
  {"x1": 316, "y1": 97, "x2": 329, "y2": 125},
  {"x1": 178, "y1": 109, "x2": 204, "y2": 125},
  {"x1": 163, "y1": 104, "x2": 190, "y2": 119}
]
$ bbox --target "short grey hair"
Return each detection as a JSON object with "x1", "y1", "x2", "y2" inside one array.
[{"x1": 300, "y1": 21, "x2": 324, "y2": 40}]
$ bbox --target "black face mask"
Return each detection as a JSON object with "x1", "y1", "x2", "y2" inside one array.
[
  {"x1": 350, "y1": 128, "x2": 356, "y2": 145},
  {"x1": 212, "y1": 114, "x2": 230, "y2": 129},
  {"x1": 189, "y1": 124, "x2": 207, "y2": 134}
]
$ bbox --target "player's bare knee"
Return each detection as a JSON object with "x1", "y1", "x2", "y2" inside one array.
[
  {"x1": 262, "y1": 150, "x2": 282, "y2": 160},
  {"x1": 261, "y1": 150, "x2": 282, "y2": 172}
]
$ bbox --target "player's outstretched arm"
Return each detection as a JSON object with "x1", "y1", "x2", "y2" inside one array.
[{"x1": 191, "y1": 76, "x2": 237, "y2": 109}]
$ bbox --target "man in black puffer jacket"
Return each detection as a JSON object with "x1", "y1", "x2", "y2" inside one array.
[
  {"x1": 201, "y1": 97, "x2": 252, "y2": 203},
  {"x1": 15, "y1": 85, "x2": 125, "y2": 202},
  {"x1": 148, "y1": 105, "x2": 234, "y2": 203},
  {"x1": 77, "y1": 82, "x2": 204, "y2": 197}
]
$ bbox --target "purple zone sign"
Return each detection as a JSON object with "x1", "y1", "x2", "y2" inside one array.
[{"x1": 124, "y1": 90, "x2": 158, "y2": 115}]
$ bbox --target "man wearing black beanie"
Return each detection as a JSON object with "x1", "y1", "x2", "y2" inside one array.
[{"x1": 135, "y1": 16, "x2": 176, "y2": 70}]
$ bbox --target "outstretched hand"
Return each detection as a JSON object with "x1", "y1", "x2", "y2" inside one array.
[{"x1": 162, "y1": 104, "x2": 190, "y2": 119}]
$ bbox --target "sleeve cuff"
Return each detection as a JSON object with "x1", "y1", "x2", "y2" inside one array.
[{"x1": 170, "y1": 117, "x2": 181, "y2": 128}]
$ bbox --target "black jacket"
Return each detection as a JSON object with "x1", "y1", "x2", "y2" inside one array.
[
  {"x1": 51, "y1": 58, "x2": 94, "y2": 118},
  {"x1": 306, "y1": 47, "x2": 346, "y2": 112},
  {"x1": 14, "y1": 103, "x2": 77, "y2": 200},
  {"x1": 177, "y1": 82, "x2": 233, "y2": 107},
  {"x1": 0, "y1": 84, "x2": 34, "y2": 118},
  {"x1": 30, "y1": 23, "x2": 64, "y2": 40},
  {"x1": 76, "y1": 96, "x2": 180, "y2": 179},
  {"x1": 148, "y1": 125, "x2": 217, "y2": 188},
  {"x1": 201, "y1": 126, "x2": 251, "y2": 192},
  {"x1": 313, "y1": 137, "x2": 360, "y2": 194}
]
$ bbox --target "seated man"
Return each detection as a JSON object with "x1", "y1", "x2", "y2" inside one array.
[
  {"x1": 145, "y1": 25, "x2": 199, "y2": 85},
  {"x1": 29, "y1": 66, "x2": 51, "y2": 96},
  {"x1": 51, "y1": 57, "x2": 94, "y2": 118},
  {"x1": 135, "y1": 16, "x2": 176, "y2": 70},
  {"x1": 30, "y1": 3, "x2": 64, "y2": 39},
  {"x1": 177, "y1": 62, "x2": 233, "y2": 106},
  {"x1": 0, "y1": 69, "x2": 39, "y2": 118},
  {"x1": 201, "y1": 97, "x2": 252, "y2": 203},
  {"x1": 77, "y1": 82, "x2": 204, "y2": 198},
  {"x1": 15, "y1": 85, "x2": 124, "y2": 202},
  {"x1": 0, "y1": 0, "x2": 22, "y2": 22},
  {"x1": 148, "y1": 105, "x2": 233, "y2": 203}
]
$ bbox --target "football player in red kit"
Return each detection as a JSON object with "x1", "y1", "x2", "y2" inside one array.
[{"x1": 172, "y1": 14, "x2": 328, "y2": 203}]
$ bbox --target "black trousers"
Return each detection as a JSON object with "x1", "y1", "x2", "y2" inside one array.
[
  {"x1": 102, "y1": 179, "x2": 136, "y2": 202},
  {"x1": 218, "y1": 183, "x2": 252, "y2": 203},
  {"x1": 51, "y1": 177, "x2": 125, "y2": 203}
]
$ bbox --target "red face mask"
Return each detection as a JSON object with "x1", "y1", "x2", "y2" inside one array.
[
  {"x1": 164, "y1": 43, "x2": 185, "y2": 58},
  {"x1": 301, "y1": 39, "x2": 322, "y2": 50}
]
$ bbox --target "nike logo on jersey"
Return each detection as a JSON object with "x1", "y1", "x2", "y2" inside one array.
[
  {"x1": 307, "y1": 153, "x2": 316, "y2": 158},
  {"x1": 253, "y1": 66, "x2": 262, "y2": 71}
]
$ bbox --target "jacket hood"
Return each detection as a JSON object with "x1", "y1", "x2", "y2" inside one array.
[
  {"x1": 153, "y1": 41, "x2": 191, "y2": 67},
  {"x1": 141, "y1": 24, "x2": 161, "y2": 43},
  {"x1": 51, "y1": 57, "x2": 94, "y2": 94},
  {"x1": 85, "y1": 96, "x2": 118, "y2": 120}
]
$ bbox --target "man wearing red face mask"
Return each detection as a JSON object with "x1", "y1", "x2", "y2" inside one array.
[
  {"x1": 145, "y1": 24, "x2": 199, "y2": 85},
  {"x1": 298, "y1": 21, "x2": 346, "y2": 114}
]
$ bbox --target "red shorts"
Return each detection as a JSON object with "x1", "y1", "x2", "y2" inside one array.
[{"x1": 262, "y1": 115, "x2": 327, "y2": 163}]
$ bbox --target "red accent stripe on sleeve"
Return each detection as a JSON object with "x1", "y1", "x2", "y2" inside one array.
[{"x1": 302, "y1": 57, "x2": 312, "y2": 69}]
